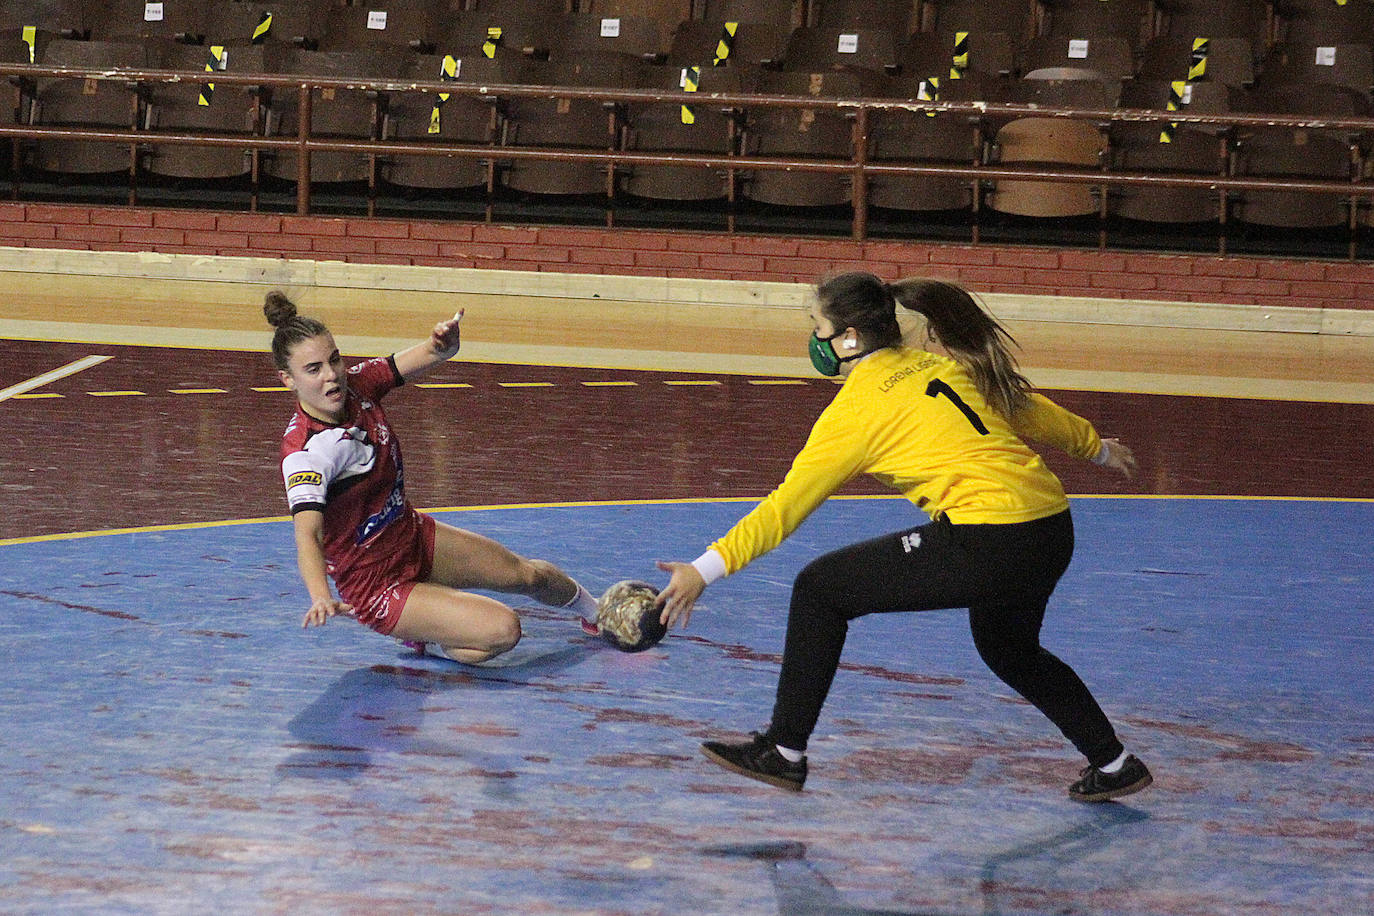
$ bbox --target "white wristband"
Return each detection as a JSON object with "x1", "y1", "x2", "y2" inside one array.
[
  {"x1": 690, "y1": 549, "x2": 728, "y2": 585},
  {"x1": 1092, "y1": 440, "x2": 1111, "y2": 466}
]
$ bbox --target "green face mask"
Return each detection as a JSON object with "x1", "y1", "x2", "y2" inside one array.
[{"x1": 809, "y1": 331, "x2": 864, "y2": 376}]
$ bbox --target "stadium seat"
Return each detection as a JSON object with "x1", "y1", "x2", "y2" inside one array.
[
  {"x1": 897, "y1": 31, "x2": 952, "y2": 81},
  {"x1": 866, "y1": 71, "x2": 999, "y2": 212},
  {"x1": 1018, "y1": 35, "x2": 1134, "y2": 98},
  {"x1": 499, "y1": 54, "x2": 641, "y2": 197},
  {"x1": 1138, "y1": 35, "x2": 1257, "y2": 88},
  {"x1": 0, "y1": 0, "x2": 88, "y2": 40},
  {"x1": 202, "y1": 1, "x2": 324, "y2": 49},
  {"x1": 986, "y1": 77, "x2": 1111, "y2": 217},
  {"x1": 538, "y1": 12, "x2": 667, "y2": 61},
  {"x1": 439, "y1": 10, "x2": 549, "y2": 62},
  {"x1": 1, "y1": 27, "x2": 55, "y2": 70},
  {"x1": 928, "y1": 2, "x2": 1021, "y2": 80},
  {"x1": 28, "y1": 39, "x2": 147, "y2": 175},
  {"x1": 1120, "y1": 76, "x2": 1241, "y2": 117},
  {"x1": 143, "y1": 42, "x2": 272, "y2": 180},
  {"x1": 382, "y1": 53, "x2": 507, "y2": 192},
  {"x1": 1157, "y1": 0, "x2": 1269, "y2": 46},
  {"x1": 1231, "y1": 83, "x2": 1368, "y2": 227},
  {"x1": 1110, "y1": 78, "x2": 1236, "y2": 223},
  {"x1": 1256, "y1": 42, "x2": 1374, "y2": 99},
  {"x1": 0, "y1": 2, "x2": 81, "y2": 178},
  {"x1": 780, "y1": 26, "x2": 902, "y2": 75},
  {"x1": 620, "y1": 64, "x2": 742, "y2": 201},
  {"x1": 262, "y1": 49, "x2": 405, "y2": 185},
  {"x1": 318, "y1": 2, "x2": 444, "y2": 54},
  {"x1": 738, "y1": 69, "x2": 874, "y2": 208},
  {"x1": 88, "y1": 0, "x2": 207, "y2": 44},
  {"x1": 665, "y1": 20, "x2": 790, "y2": 74}
]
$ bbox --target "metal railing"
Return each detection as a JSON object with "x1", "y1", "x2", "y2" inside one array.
[{"x1": 4, "y1": 62, "x2": 1374, "y2": 243}]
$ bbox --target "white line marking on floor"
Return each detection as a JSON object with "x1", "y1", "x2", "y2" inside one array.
[{"x1": 0, "y1": 354, "x2": 111, "y2": 403}]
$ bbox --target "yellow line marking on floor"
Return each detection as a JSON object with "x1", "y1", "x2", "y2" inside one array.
[
  {"x1": 497, "y1": 382, "x2": 556, "y2": 388},
  {"x1": 581, "y1": 381, "x2": 638, "y2": 387},
  {"x1": 169, "y1": 388, "x2": 228, "y2": 395},
  {"x1": 0, "y1": 354, "x2": 111, "y2": 403},
  {"x1": 663, "y1": 380, "x2": 721, "y2": 386},
  {"x1": 748, "y1": 379, "x2": 808, "y2": 385},
  {"x1": 10, "y1": 392, "x2": 64, "y2": 400},
  {"x1": 251, "y1": 386, "x2": 289, "y2": 392},
  {"x1": 416, "y1": 383, "x2": 474, "y2": 389},
  {"x1": 0, "y1": 515, "x2": 290, "y2": 546},
  {"x1": 88, "y1": 390, "x2": 145, "y2": 397},
  {"x1": 1, "y1": 493, "x2": 1368, "y2": 547}
]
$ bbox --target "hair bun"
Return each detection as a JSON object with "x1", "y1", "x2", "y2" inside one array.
[{"x1": 263, "y1": 291, "x2": 297, "y2": 328}]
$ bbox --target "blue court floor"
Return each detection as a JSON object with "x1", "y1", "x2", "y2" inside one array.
[{"x1": 1, "y1": 496, "x2": 1371, "y2": 915}]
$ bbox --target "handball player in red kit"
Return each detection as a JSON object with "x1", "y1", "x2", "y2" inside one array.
[{"x1": 268, "y1": 291, "x2": 599, "y2": 663}]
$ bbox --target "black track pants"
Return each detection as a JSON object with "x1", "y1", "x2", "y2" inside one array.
[{"x1": 765, "y1": 509, "x2": 1125, "y2": 768}]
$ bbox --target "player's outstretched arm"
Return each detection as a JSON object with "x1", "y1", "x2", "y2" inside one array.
[
  {"x1": 394, "y1": 309, "x2": 464, "y2": 381},
  {"x1": 293, "y1": 509, "x2": 353, "y2": 627},
  {"x1": 655, "y1": 560, "x2": 706, "y2": 630}
]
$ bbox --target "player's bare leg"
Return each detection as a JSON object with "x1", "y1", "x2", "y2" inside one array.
[
  {"x1": 390, "y1": 583, "x2": 521, "y2": 664},
  {"x1": 426, "y1": 521, "x2": 599, "y2": 626}
]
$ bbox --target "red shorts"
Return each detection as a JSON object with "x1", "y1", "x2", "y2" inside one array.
[{"x1": 335, "y1": 512, "x2": 437, "y2": 636}]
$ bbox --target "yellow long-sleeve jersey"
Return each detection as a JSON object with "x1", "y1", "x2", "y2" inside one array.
[{"x1": 709, "y1": 346, "x2": 1103, "y2": 576}]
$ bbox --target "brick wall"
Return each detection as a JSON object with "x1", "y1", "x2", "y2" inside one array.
[{"x1": 2, "y1": 201, "x2": 1372, "y2": 312}]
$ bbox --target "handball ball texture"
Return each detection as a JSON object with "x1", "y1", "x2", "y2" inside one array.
[{"x1": 596, "y1": 580, "x2": 666, "y2": 652}]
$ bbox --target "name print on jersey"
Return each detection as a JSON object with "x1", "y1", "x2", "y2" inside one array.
[{"x1": 878, "y1": 354, "x2": 938, "y2": 394}]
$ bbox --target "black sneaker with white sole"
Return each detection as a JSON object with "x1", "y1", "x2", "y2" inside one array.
[
  {"x1": 701, "y1": 732, "x2": 807, "y2": 792},
  {"x1": 1068, "y1": 754, "x2": 1153, "y2": 802}
]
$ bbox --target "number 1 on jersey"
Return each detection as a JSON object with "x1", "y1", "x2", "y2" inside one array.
[{"x1": 925, "y1": 378, "x2": 989, "y2": 434}]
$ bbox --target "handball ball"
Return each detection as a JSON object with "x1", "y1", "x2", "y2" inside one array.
[{"x1": 596, "y1": 580, "x2": 667, "y2": 653}]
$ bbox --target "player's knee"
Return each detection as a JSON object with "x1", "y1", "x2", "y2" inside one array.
[
  {"x1": 972, "y1": 633, "x2": 1035, "y2": 683},
  {"x1": 454, "y1": 615, "x2": 520, "y2": 663},
  {"x1": 490, "y1": 611, "x2": 522, "y2": 653},
  {"x1": 790, "y1": 560, "x2": 842, "y2": 619},
  {"x1": 792, "y1": 560, "x2": 823, "y2": 600}
]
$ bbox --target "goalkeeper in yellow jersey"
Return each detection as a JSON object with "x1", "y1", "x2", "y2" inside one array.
[{"x1": 656, "y1": 272, "x2": 1151, "y2": 802}]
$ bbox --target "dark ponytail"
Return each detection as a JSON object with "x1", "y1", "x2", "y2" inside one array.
[
  {"x1": 890, "y1": 278, "x2": 1033, "y2": 418},
  {"x1": 264, "y1": 291, "x2": 329, "y2": 370}
]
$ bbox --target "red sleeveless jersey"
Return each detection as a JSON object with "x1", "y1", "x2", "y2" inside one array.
[{"x1": 279, "y1": 356, "x2": 425, "y2": 587}]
